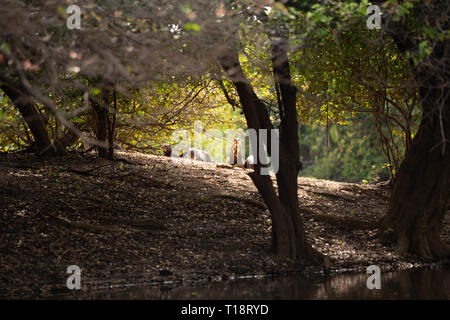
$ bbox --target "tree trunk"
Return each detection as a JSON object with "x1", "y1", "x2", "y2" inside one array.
[
  {"x1": 91, "y1": 91, "x2": 114, "y2": 159},
  {"x1": 217, "y1": 38, "x2": 323, "y2": 264},
  {"x1": 270, "y1": 37, "x2": 322, "y2": 262},
  {"x1": 0, "y1": 81, "x2": 55, "y2": 155},
  {"x1": 381, "y1": 87, "x2": 450, "y2": 259},
  {"x1": 381, "y1": 36, "x2": 450, "y2": 259}
]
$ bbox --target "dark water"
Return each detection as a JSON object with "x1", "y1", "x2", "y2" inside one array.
[{"x1": 78, "y1": 267, "x2": 450, "y2": 300}]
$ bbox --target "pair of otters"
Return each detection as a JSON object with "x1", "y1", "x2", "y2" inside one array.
[{"x1": 161, "y1": 138, "x2": 255, "y2": 169}]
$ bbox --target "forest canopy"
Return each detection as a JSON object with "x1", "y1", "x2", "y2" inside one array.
[{"x1": 0, "y1": 0, "x2": 426, "y2": 182}]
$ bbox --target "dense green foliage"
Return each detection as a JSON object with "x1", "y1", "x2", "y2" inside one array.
[{"x1": 300, "y1": 114, "x2": 391, "y2": 183}]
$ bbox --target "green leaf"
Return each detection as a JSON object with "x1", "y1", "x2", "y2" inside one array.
[
  {"x1": 184, "y1": 23, "x2": 201, "y2": 32},
  {"x1": 90, "y1": 88, "x2": 101, "y2": 96}
]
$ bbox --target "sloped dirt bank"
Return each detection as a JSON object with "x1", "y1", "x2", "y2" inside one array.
[{"x1": 0, "y1": 151, "x2": 448, "y2": 298}]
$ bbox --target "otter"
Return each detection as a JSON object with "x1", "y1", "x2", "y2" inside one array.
[
  {"x1": 228, "y1": 138, "x2": 244, "y2": 165},
  {"x1": 182, "y1": 148, "x2": 212, "y2": 162},
  {"x1": 244, "y1": 155, "x2": 271, "y2": 171},
  {"x1": 244, "y1": 155, "x2": 255, "y2": 169},
  {"x1": 161, "y1": 144, "x2": 212, "y2": 162},
  {"x1": 161, "y1": 143, "x2": 173, "y2": 157}
]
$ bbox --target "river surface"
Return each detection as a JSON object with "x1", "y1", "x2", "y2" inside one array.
[{"x1": 75, "y1": 267, "x2": 450, "y2": 299}]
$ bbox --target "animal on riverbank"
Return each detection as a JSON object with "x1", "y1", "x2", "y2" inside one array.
[
  {"x1": 228, "y1": 138, "x2": 244, "y2": 166},
  {"x1": 244, "y1": 155, "x2": 255, "y2": 169},
  {"x1": 161, "y1": 144, "x2": 212, "y2": 162},
  {"x1": 182, "y1": 148, "x2": 212, "y2": 162},
  {"x1": 161, "y1": 143, "x2": 173, "y2": 157},
  {"x1": 244, "y1": 155, "x2": 272, "y2": 171}
]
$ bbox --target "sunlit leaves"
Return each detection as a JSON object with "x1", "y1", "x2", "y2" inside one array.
[
  {"x1": 184, "y1": 23, "x2": 201, "y2": 32},
  {"x1": 89, "y1": 88, "x2": 101, "y2": 96},
  {"x1": 113, "y1": 79, "x2": 246, "y2": 156}
]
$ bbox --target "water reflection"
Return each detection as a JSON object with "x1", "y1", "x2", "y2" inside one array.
[{"x1": 76, "y1": 268, "x2": 450, "y2": 299}]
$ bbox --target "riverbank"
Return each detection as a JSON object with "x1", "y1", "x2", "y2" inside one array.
[{"x1": 0, "y1": 151, "x2": 448, "y2": 298}]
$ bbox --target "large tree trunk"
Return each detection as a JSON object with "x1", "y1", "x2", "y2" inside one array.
[
  {"x1": 381, "y1": 84, "x2": 450, "y2": 259},
  {"x1": 0, "y1": 80, "x2": 55, "y2": 155},
  {"x1": 91, "y1": 91, "x2": 114, "y2": 159},
  {"x1": 217, "y1": 38, "x2": 323, "y2": 264},
  {"x1": 270, "y1": 37, "x2": 322, "y2": 262},
  {"x1": 382, "y1": 33, "x2": 450, "y2": 259}
]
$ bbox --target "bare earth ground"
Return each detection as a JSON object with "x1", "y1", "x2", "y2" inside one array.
[{"x1": 0, "y1": 151, "x2": 448, "y2": 298}]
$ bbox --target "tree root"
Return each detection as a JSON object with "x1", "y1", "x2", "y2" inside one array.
[
  {"x1": 44, "y1": 213, "x2": 117, "y2": 233},
  {"x1": 307, "y1": 190, "x2": 358, "y2": 203}
]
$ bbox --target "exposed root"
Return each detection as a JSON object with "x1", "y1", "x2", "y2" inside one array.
[
  {"x1": 307, "y1": 190, "x2": 358, "y2": 203},
  {"x1": 44, "y1": 213, "x2": 118, "y2": 233}
]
